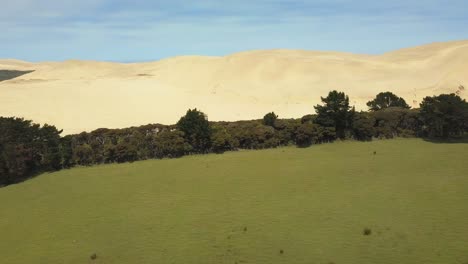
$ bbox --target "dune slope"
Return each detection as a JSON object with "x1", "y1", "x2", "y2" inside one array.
[{"x1": 1, "y1": 40, "x2": 467, "y2": 134}]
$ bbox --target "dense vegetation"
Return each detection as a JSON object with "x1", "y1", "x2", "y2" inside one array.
[
  {"x1": 0, "y1": 118, "x2": 63, "y2": 185},
  {"x1": 1, "y1": 91, "x2": 467, "y2": 186},
  {"x1": 367, "y1": 91, "x2": 411, "y2": 111},
  {"x1": 1, "y1": 139, "x2": 467, "y2": 264},
  {"x1": 0, "y1": 70, "x2": 33, "y2": 82}
]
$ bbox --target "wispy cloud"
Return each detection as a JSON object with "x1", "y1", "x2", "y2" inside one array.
[{"x1": 1, "y1": 0, "x2": 467, "y2": 61}]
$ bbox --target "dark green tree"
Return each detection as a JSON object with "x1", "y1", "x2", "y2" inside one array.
[
  {"x1": 211, "y1": 125, "x2": 237, "y2": 153},
  {"x1": 300, "y1": 114, "x2": 315, "y2": 124},
  {"x1": 371, "y1": 107, "x2": 420, "y2": 138},
  {"x1": 103, "y1": 143, "x2": 117, "y2": 163},
  {"x1": 367, "y1": 92, "x2": 410, "y2": 111},
  {"x1": 419, "y1": 93, "x2": 468, "y2": 138},
  {"x1": 295, "y1": 123, "x2": 335, "y2": 147},
  {"x1": 88, "y1": 129, "x2": 112, "y2": 163},
  {"x1": 114, "y1": 140, "x2": 138, "y2": 163},
  {"x1": 252, "y1": 125, "x2": 279, "y2": 148},
  {"x1": 273, "y1": 119, "x2": 301, "y2": 145},
  {"x1": 153, "y1": 130, "x2": 192, "y2": 158},
  {"x1": 60, "y1": 135, "x2": 74, "y2": 168},
  {"x1": 0, "y1": 117, "x2": 64, "y2": 185},
  {"x1": 176, "y1": 109, "x2": 212, "y2": 152},
  {"x1": 224, "y1": 121, "x2": 280, "y2": 149},
  {"x1": 37, "y1": 124, "x2": 63, "y2": 171},
  {"x1": 314, "y1": 90, "x2": 353, "y2": 139},
  {"x1": 352, "y1": 112, "x2": 375, "y2": 141},
  {"x1": 295, "y1": 123, "x2": 316, "y2": 147},
  {"x1": 73, "y1": 144, "x2": 94, "y2": 166},
  {"x1": 263, "y1": 112, "x2": 278, "y2": 127}
]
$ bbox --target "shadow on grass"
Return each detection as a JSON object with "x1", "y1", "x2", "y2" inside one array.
[
  {"x1": 423, "y1": 135, "x2": 468, "y2": 144},
  {"x1": 0, "y1": 173, "x2": 42, "y2": 188},
  {"x1": 0, "y1": 167, "x2": 67, "y2": 188}
]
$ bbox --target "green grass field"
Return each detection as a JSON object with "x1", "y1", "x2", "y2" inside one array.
[{"x1": 1, "y1": 139, "x2": 467, "y2": 264}]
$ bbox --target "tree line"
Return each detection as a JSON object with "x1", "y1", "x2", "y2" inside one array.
[{"x1": 1, "y1": 91, "x2": 467, "y2": 186}]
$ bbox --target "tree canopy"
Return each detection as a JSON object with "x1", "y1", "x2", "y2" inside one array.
[
  {"x1": 1, "y1": 91, "x2": 467, "y2": 187},
  {"x1": 176, "y1": 108, "x2": 212, "y2": 153},
  {"x1": 314, "y1": 90, "x2": 354, "y2": 139},
  {"x1": 0, "y1": 118, "x2": 63, "y2": 185},
  {"x1": 419, "y1": 93, "x2": 468, "y2": 138},
  {"x1": 367, "y1": 92, "x2": 410, "y2": 111},
  {"x1": 263, "y1": 112, "x2": 278, "y2": 127}
]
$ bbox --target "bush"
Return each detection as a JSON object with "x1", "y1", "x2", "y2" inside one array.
[
  {"x1": 352, "y1": 112, "x2": 375, "y2": 141},
  {"x1": 211, "y1": 125, "x2": 237, "y2": 153},
  {"x1": 367, "y1": 91, "x2": 410, "y2": 111},
  {"x1": 153, "y1": 130, "x2": 193, "y2": 158},
  {"x1": 176, "y1": 109, "x2": 212, "y2": 152},
  {"x1": 371, "y1": 107, "x2": 418, "y2": 138},
  {"x1": 0, "y1": 117, "x2": 63, "y2": 185},
  {"x1": 363, "y1": 228, "x2": 372, "y2": 236},
  {"x1": 73, "y1": 144, "x2": 94, "y2": 165},
  {"x1": 295, "y1": 123, "x2": 336, "y2": 147},
  {"x1": 3, "y1": 91, "x2": 461, "y2": 186},
  {"x1": 419, "y1": 94, "x2": 468, "y2": 138},
  {"x1": 263, "y1": 112, "x2": 278, "y2": 127}
]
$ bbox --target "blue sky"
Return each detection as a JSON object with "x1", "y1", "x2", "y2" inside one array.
[{"x1": 1, "y1": 0, "x2": 467, "y2": 62}]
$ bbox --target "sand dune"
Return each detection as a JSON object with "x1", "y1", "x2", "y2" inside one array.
[{"x1": 1, "y1": 40, "x2": 467, "y2": 134}]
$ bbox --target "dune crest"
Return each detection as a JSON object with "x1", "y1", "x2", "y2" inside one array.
[{"x1": 1, "y1": 40, "x2": 467, "y2": 134}]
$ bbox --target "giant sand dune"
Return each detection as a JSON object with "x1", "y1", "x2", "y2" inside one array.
[{"x1": 1, "y1": 40, "x2": 467, "y2": 134}]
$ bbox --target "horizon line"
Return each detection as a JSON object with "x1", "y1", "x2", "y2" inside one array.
[{"x1": 2, "y1": 39, "x2": 467, "y2": 64}]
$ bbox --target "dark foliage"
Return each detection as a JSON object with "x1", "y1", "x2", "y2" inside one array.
[
  {"x1": 222, "y1": 120, "x2": 280, "y2": 149},
  {"x1": 153, "y1": 130, "x2": 192, "y2": 158},
  {"x1": 210, "y1": 124, "x2": 237, "y2": 154},
  {"x1": 115, "y1": 141, "x2": 138, "y2": 163},
  {"x1": 300, "y1": 114, "x2": 315, "y2": 124},
  {"x1": 367, "y1": 91, "x2": 410, "y2": 111},
  {"x1": 60, "y1": 135, "x2": 74, "y2": 168},
  {"x1": 263, "y1": 112, "x2": 278, "y2": 127},
  {"x1": 176, "y1": 109, "x2": 212, "y2": 153},
  {"x1": 273, "y1": 119, "x2": 301, "y2": 145},
  {"x1": 372, "y1": 107, "x2": 421, "y2": 138},
  {"x1": 419, "y1": 94, "x2": 468, "y2": 138},
  {"x1": 0, "y1": 117, "x2": 62, "y2": 185},
  {"x1": 363, "y1": 228, "x2": 372, "y2": 236},
  {"x1": 314, "y1": 90, "x2": 354, "y2": 139},
  {"x1": 1, "y1": 91, "x2": 467, "y2": 187},
  {"x1": 352, "y1": 112, "x2": 375, "y2": 141},
  {"x1": 295, "y1": 123, "x2": 335, "y2": 147}
]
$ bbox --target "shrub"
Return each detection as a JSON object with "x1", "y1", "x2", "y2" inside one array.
[
  {"x1": 263, "y1": 112, "x2": 278, "y2": 127},
  {"x1": 363, "y1": 228, "x2": 372, "y2": 236}
]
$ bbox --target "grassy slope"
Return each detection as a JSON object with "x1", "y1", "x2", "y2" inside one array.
[{"x1": 0, "y1": 139, "x2": 467, "y2": 264}]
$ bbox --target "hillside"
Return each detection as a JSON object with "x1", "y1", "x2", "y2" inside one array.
[
  {"x1": 1, "y1": 40, "x2": 467, "y2": 134},
  {"x1": 1, "y1": 139, "x2": 467, "y2": 264}
]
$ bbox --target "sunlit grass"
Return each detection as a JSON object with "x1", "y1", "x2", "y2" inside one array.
[{"x1": 1, "y1": 138, "x2": 467, "y2": 264}]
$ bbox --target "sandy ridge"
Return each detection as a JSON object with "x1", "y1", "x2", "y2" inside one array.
[{"x1": 1, "y1": 40, "x2": 467, "y2": 134}]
